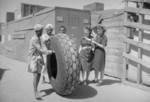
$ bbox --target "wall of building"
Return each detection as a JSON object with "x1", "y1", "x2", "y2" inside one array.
[
  {"x1": 55, "y1": 7, "x2": 91, "y2": 47},
  {"x1": 1, "y1": 7, "x2": 90, "y2": 62},
  {"x1": 1, "y1": 7, "x2": 56, "y2": 62}
]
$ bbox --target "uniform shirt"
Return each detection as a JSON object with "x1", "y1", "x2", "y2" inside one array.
[
  {"x1": 94, "y1": 34, "x2": 107, "y2": 47},
  {"x1": 41, "y1": 33, "x2": 53, "y2": 50},
  {"x1": 80, "y1": 36, "x2": 93, "y2": 61},
  {"x1": 28, "y1": 35, "x2": 48, "y2": 65}
]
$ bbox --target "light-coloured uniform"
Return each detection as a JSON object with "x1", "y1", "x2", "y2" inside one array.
[
  {"x1": 28, "y1": 35, "x2": 47, "y2": 73},
  {"x1": 41, "y1": 34, "x2": 53, "y2": 74}
]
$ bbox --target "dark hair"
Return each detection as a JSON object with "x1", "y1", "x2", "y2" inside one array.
[
  {"x1": 93, "y1": 24, "x2": 106, "y2": 34},
  {"x1": 84, "y1": 25, "x2": 92, "y2": 33},
  {"x1": 60, "y1": 26, "x2": 66, "y2": 31}
]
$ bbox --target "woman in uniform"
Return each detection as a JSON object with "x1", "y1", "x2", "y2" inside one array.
[
  {"x1": 92, "y1": 24, "x2": 107, "y2": 86},
  {"x1": 79, "y1": 25, "x2": 94, "y2": 85}
]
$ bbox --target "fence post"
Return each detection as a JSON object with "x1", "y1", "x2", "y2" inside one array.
[
  {"x1": 137, "y1": 1, "x2": 143, "y2": 84},
  {"x1": 122, "y1": 1, "x2": 128, "y2": 82}
]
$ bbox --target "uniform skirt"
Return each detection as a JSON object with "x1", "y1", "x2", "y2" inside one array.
[{"x1": 92, "y1": 48, "x2": 106, "y2": 71}]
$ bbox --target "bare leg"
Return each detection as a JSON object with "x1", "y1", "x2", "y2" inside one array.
[
  {"x1": 94, "y1": 69, "x2": 99, "y2": 83},
  {"x1": 33, "y1": 73, "x2": 41, "y2": 99},
  {"x1": 41, "y1": 74, "x2": 46, "y2": 84},
  {"x1": 96, "y1": 70, "x2": 104, "y2": 86},
  {"x1": 41, "y1": 67, "x2": 46, "y2": 84},
  {"x1": 100, "y1": 70, "x2": 104, "y2": 83},
  {"x1": 82, "y1": 71, "x2": 85, "y2": 82},
  {"x1": 85, "y1": 70, "x2": 90, "y2": 85}
]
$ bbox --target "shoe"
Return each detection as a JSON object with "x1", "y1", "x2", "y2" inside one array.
[
  {"x1": 94, "y1": 79, "x2": 99, "y2": 83},
  {"x1": 78, "y1": 80, "x2": 83, "y2": 85},
  {"x1": 85, "y1": 80, "x2": 89, "y2": 85},
  {"x1": 96, "y1": 80, "x2": 103, "y2": 86}
]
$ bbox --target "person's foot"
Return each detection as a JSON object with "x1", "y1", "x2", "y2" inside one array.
[
  {"x1": 34, "y1": 92, "x2": 41, "y2": 99},
  {"x1": 41, "y1": 80, "x2": 46, "y2": 84},
  {"x1": 94, "y1": 79, "x2": 99, "y2": 83},
  {"x1": 96, "y1": 80, "x2": 103, "y2": 86},
  {"x1": 79, "y1": 80, "x2": 83, "y2": 85},
  {"x1": 85, "y1": 80, "x2": 89, "y2": 85}
]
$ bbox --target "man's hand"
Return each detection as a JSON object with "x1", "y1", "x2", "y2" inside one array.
[
  {"x1": 47, "y1": 50, "x2": 55, "y2": 55},
  {"x1": 51, "y1": 50, "x2": 55, "y2": 53},
  {"x1": 47, "y1": 50, "x2": 52, "y2": 55}
]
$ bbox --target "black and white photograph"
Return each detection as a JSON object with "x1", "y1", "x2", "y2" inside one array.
[{"x1": 0, "y1": 0, "x2": 150, "y2": 102}]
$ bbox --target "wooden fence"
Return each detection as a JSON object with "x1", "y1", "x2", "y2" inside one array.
[{"x1": 122, "y1": 0, "x2": 150, "y2": 91}]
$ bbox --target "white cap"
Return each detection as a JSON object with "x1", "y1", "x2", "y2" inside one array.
[
  {"x1": 45, "y1": 24, "x2": 54, "y2": 30},
  {"x1": 34, "y1": 24, "x2": 43, "y2": 31}
]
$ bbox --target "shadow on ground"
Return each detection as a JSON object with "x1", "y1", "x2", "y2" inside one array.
[
  {"x1": 64, "y1": 85, "x2": 97, "y2": 99},
  {"x1": 88, "y1": 79, "x2": 121, "y2": 86},
  {"x1": 40, "y1": 88, "x2": 54, "y2": 97},
  {"x1": 0, "y1": 68, "x2": 10, "y2": 80},
  {"x1": 101, "y1": 79, "x2": 121, "y2": 86}
]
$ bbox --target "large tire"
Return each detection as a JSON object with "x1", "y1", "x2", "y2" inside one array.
[{"x1": 47, "y1": 33, "x2": 80, "y2": 95}]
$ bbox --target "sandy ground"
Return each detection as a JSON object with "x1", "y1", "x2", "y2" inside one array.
[{"x1": 0, "y1": 55, "x2": 150, "y2": 102}]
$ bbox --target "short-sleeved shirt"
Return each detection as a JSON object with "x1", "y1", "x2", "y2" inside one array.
[
  {"x1": 80, "y1": 36, "x2": 93, "y2": 61},
  {"x1": 41, "y1": 34, "x2": 52, "y2": 50},
  {"x1": 92, "y1": 34, "x2": 107, "y2": 70},
  {"x1": 28, "y1": 35, "x2": 44, "y2": 61}
]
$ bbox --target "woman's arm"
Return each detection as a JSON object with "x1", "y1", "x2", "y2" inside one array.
[
  {"x1": 78, "y1": 45, "x2": 82, "y2": 53},
  {"x1": 84, "y1": 37, "x2": 104, "y2": 49}
]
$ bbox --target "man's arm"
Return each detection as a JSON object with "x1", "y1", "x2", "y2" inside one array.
[{"x1": 32, "y1": 39, "x2": 52, "y2": 55}]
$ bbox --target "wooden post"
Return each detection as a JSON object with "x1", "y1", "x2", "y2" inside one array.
[
  {"x1": 137, "y1": 1, "x2": 143, "y2": 84},
  {"x1": 122, "y1": 1, "x2": 128, "y2": 82}
]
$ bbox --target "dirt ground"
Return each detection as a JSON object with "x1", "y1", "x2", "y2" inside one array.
[{"x1": 0, "y1": 55, "x2": 150, "y2": 102}]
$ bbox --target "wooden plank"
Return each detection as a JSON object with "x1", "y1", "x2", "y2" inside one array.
[
  {"x1": 122, "y1": 40, "x2": 128, "y2": 82},
  {"x1": 124, "y1": 21, "x2": 150, "y2": 31},
  {"x1": 123, "y1": 53, "x2": 150, "y2": 69},
  {"x1": 122, "y1": 58, "x2": 127, "y2": 81},
  {"x1": 124, "y1": 7, "x2": 150, "y2": 15},
  {"x1": 123, "y1": 80, "x2": 150, "y2": 92},
  {"x1": 15, "y1": 27, "x2": 34, "y2": 32},
  {"x1": 124, "y1": 5, "x2": 131, "y2": 53},
  {"x1": 123, "y1": 37, "x2": 150, "y2": 51},
  {"x1": 138, "y1": 43, "x2": 150, "y2": 51},
  {"x1": 12, "y1": 33, "x2": 25, "y2": 39},
  {"x1": 122, "y1": 1, "x2": 128, "y2": 82},
  {"x1": 104, "y1": 22, "x2": 123, "y2": 28},
  {"x1": 137, "y1": 2, "x2": 143, "y2": 84},
  {"x1": 124, "y1": 0, "x2": 150, "y2": 3}
]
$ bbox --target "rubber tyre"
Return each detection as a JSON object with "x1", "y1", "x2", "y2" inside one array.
[{"x1": 47, "y1": 33, "x2": 80, "y2": 95}]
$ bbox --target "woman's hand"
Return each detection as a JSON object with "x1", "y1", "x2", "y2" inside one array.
[
  {"x1": 82, "y1": 46, "x2": 92, "y2": 50},
  {"x1": 84, "y1": 37, "x2": 91, "y2": 41}
]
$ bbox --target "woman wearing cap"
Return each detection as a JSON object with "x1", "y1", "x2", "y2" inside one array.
[
  {"x1": 79, "y1": 25, "x2": 94, "y2": 85},
  {"x1": 92, "y1": 24, "x2": 107, "y2": 85},
  {"x1": 28, "y1": 24, "x2": 54, "y2": 99}
]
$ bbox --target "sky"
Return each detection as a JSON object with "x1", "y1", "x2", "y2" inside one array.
[{"x1": 0, "y1": 0, "x2": 124, "y2": 23}]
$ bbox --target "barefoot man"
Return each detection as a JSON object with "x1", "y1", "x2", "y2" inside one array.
[{"x1": 28, "y1": 24, "x2": 54, "y2": 99}]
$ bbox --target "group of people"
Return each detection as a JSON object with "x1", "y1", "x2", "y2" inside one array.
[
  {"x1": 28, "y1": 24, "x2": 66, "y2": 99},
  {"x1": 28, "y1": 23, "x2": 107, "y2": 99},
  {"x1": 79, "y1": 25, "x2": 107, "y2": 86}
]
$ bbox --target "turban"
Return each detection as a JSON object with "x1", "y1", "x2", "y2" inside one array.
[
  {"x1": 34, "y1": 24, "x2": 43, "y2": 31},
  {"x1": 45, "y1": 24, "x2": 54, "y2": 30}
]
